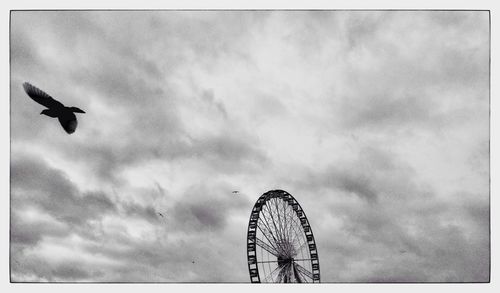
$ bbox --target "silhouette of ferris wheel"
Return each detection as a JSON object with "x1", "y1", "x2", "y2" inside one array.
[{"x1": 246, "y1": 190, "x2": 320, "y2": 283}]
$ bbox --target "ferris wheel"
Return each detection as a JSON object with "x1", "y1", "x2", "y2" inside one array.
[{"x1": 246, "y1": 190, "x2": 320, "y2": 283}]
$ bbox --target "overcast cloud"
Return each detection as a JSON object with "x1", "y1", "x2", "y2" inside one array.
[{"x1": 10, "y1": 11, "x2": 489, "y2": 282}]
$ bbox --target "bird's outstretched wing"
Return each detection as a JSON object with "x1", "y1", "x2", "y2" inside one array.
[
  {"x1": 69, "y1": 107, "x2": 86, "y2": 113},
  {"x1": 23, "y1": 82, "x2": 64, "y2": 109},
  {"x1": 58, "y1": 114, "x2": 78, "y2": 134}
]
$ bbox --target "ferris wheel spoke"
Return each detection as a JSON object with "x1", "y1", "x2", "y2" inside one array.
[
  {"x1": 256, "y1": 260, "x2": 279, "y2": 264},
  {"x1": 275, "y1": 200, "x2": 290, "y2": 243},
  {"x1": 288, "y1": 212, "x2": 307, "y2": 251},
  {"x1": 270, "y1": 203, "x2": 292, "y2": 258},
  {"x1": 266, "y1": 207, "x2": 289, "y2": 255},
  {"x1": 268, "y1": 199, "x2": 282, "y2": 240},
  {"x1": 289, "y1": 225, "x2": 302, "y2": 248},
  {"x1": 295, "y1": 238, "x2": 308, "y2": 253},
  {"x1": 293, "y1": 240, "x2": 307, "y2": 256},
  {"x1": 258, "y1": 210, "x2": 282, "y2": 251},
  {"x1": 256, "y1": 238, "x2": 279, "y2": 257},
  {"x1": 293, "y1": 258, "x2": 313, "y2": 262},
  {"x1": 291, "y1": 262, "x2": 304, "y2": 283},
  {"x1": 276, "y1": 263, "x2": 290, "y2": 283},
  {"x1": 282, "y1": 198, "x2": 289, "y2": 242},
  {"x1": 257, "y1": 226, "x2": 282, "y2": 258},
  {"x1": 285, "y1": 205, "x2": 296, "y2": 246},
  {"x1": 279, "y1": 199, "x2": 291, "y2": 242},
  {"x1": 293, "y1": 262, "x2": 314, "y2": 280},
  {"x1": 287, "y1": 221, "x2": 303, "y2": 251},
  {"x1": 272, "y1": 198, "x2": 286, "y2": 242},
  {"x1": 262, "y1": 263, "x2": 284, "y2": 283},
  {"x1": 284, "y1": 206, "x2": 301, "y2": 242},
  {"x1": 261, "y1": 205, "x2": 278, "y2": 241},
  {"x1": 290, "y1": 219, "x2": 307, "y2": 258},
  {"x1": 294, "y1": 263, "x2": 309, "y2": 283},
  {"x1": 280, "y1": 200, "x2": 292, "y2": 245},
  {"x1": 265, "y1": 202, "x2": 285, "y2": 246},
  {"x1": 259, "y1": 210, "x2": 279, "y2": 242}
]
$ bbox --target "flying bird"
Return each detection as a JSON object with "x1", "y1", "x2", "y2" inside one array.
[
  {"x1": 22, "y1": 82, "x2": 85, "y2": 134},
  {"x1": 232, "y1": 191, "x2": 239, "y2": 194},
  {"x1": 158, "y1": 212, "x2": 164, "y2": 217}
]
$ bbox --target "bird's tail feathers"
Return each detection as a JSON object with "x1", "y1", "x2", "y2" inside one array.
[{"x1": 22, "y1": 82, "x2": 36, "y2": 94}]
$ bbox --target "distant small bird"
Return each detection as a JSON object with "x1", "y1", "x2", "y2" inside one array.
[
  {"x1": 23, "y1": 82, "x2": 85, "y2": 134},
  {"x1": 158, "y1": 212, "x2": 164, "y2": 217},
  {"x1": 399, "y1": 250, "x2": 407, "y2": 254},
  {"x1": 192, "y1": 260, "x2": 195, "y2": 264},
  {"x1": 232, "y1": 191, "x2": 239, "y2": 194}
]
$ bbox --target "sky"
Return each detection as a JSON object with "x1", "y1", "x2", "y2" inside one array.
[{"x1": 10, "y1": 10, "x2": 489, "y2": 282}]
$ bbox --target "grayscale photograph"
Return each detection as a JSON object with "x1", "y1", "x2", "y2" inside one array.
[{"x1": 10, "y1": 10, "x2": 490, "y2": 283}]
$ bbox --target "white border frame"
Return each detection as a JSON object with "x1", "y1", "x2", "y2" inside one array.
[{"x1": 2, "y1": 1, "x2": 498, "y2": 293}]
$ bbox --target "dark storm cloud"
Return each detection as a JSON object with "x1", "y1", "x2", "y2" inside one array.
[
  {"x1": 122, "y1": 202, "x2": 159, "y2": 223},
  {"x1": 9, "y1": 29, "x2": 39, "y2": 70},
  {"x1": 11, "y1": 154, "x2": 75, "y2": 198},
  {"x1": 316, "y1": 194, "x2": 489, "y2": 282},
  {"x1": 10, "y1": 210, "x2": 70, "y2": 248},
  {"x1": 465, "y1": 198, "x2": 490, "y2": 229},
  {"x1": 319, "y1": 169, "x2": 378, "y2": 201},
  {"x1": 82, "y1": 233, "x2": 241, "y2": 282},
  {"x1": 175, "y1": 202, "x2": 225, "y2": 232},
  {"x1": 11, "y1": 257, "x2": 105, "y2": 282},
  {"x1": 201, "y1": 89, "x2": 228, "y2": 119},
  {"x1": 10, "y1": 155, "x2": 117, "y2": 257},
  {"x1": 342, "y1": 94, "x2": 440, "y2": 131},
  {"x1": 190, "y1": 133, "x2": 268, "y2": 166},
  {"x1": 343, "y1": 12, "x2": 389, "y2": 50},
  {"x1": 10, "y1": 154, "x2": 162, "y2": 240},
  {"x1": 68, "y1": 125, "x2": 267, "y2": 183},
  {"x1": 10, "y1": 153, "x2": 251, "y2": 282},
  {"x1": 302, "y1": 146, "x2": 417, "y2": 202},
  {"x1": 47, "y1": 262, "x2": 105, "y2": 281},
  {"x1": 53, "y1": 184, "x2": 249, "y2": 282},
  {"x1": 171, "y1": 183, "x2": 251, "y2": 233},
  {"x1": 81, "y1": 237, "x2": 180, "y2": 275},
  {"x1": 314, "y1": 178, "x2": 490, "y2": 282},
  {"x1": 166, "y1": 11, "x2": 264, "y2": 67},
  {"x1": 11, "y1": 155, "x2": 117, "y2": 225},
  {"x1": 10, "y1": 154, "x2": 188, "y2": 281},
  {"x1": 398, "y1": 219, "x2": 488, "y2": 282},
  {"x1": 11, "y1": 154, "x2": 166, "y2": 225}
]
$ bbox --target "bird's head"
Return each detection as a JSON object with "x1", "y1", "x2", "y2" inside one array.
[{"x1": 40, "y1": 109, "x2": 50, "y2": 116}]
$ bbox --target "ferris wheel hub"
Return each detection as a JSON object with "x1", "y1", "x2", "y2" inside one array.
[{"x1": 277, "y1": 256, "x2": 293, "y2": 266}]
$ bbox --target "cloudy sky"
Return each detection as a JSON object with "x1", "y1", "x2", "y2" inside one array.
[{"x1": 10, "y1": 11, "x2": 489, "y2": 282}]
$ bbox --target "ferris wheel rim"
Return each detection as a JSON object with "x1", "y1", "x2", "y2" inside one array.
[{"x1": 246, "y1": 189, "x2": 320, "y2": 283}]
